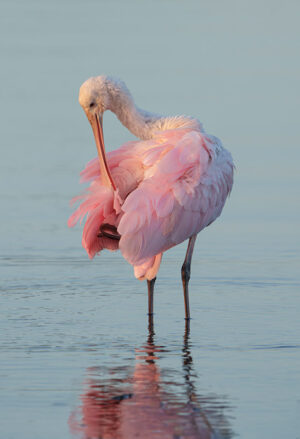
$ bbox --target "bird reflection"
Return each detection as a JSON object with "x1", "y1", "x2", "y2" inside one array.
[{"x1": 69, "y1": 317, "x2": 232, "y2": 438}]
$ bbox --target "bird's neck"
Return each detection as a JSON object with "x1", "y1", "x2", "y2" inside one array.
[{"x1": 110, "y1": 96, "x2": 200, "y2": 140}]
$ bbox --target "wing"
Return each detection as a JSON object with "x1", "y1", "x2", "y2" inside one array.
[
  {"x1": 79, "y1": 140, "x2": 144, "y2": 195},
  {"x1": 118, "y1": 130, "x2": 234, "y2": 266},
  {"x1": 68, "y1": 135, "x2": 172, "y2": 257}
]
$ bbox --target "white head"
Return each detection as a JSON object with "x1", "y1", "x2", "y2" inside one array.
[{"x1": 79, "y1": 75, "x2": 133, "y2": 117}]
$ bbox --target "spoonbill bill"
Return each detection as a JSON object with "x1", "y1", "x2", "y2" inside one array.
[{"x1": 68, "y1": 76, "x2": 234, "y2": 319}]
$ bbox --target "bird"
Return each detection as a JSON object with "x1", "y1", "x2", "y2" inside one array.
[{"x1": 68, "y1": 75, "x2": 234, "y2": 319}]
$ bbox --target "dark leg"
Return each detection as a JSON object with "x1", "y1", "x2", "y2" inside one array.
[
  {"x1": 181, "y1": 235, "x2": 197, "y2": 320},
  {"x1": 148, "y1": 313, "x2": 154, "y2": 341},
  {"x1": 147, "y1": 277, "x2": 156, "y2": 315}
]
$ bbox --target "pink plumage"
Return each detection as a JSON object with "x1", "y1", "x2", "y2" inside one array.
[
  {"x1": 69, "y1": 127, "x2": 233, "y2": 278},
  {"x1": 69, "y1": 76, "x2": 234, "y2": 318}
]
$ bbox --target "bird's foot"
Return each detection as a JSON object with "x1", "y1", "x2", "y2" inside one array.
[{"x1": 97, "y1": 223, "x2": 121, "y2": 241}]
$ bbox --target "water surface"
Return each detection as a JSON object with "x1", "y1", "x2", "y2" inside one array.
[{"x1": 1, "y1": 1, "x2": 299, "y2": 438}]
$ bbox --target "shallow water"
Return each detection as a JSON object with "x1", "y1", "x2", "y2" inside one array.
[{"x1": 1, "y1": 1, "x2": 300, "y2": 438}]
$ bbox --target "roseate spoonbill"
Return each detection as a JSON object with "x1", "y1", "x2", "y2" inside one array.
[{"x1": 68, "y1": 76, "x2": 234, "y2": 319}]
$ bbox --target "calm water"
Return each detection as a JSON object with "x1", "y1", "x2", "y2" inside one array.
[{"x1": 1, "y1": 1, "x2": 299, "y2": 438}]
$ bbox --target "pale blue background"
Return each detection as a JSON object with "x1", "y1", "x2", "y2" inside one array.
[{"x1": 1, "y1": 1, "x2": 299, "y2": 438}]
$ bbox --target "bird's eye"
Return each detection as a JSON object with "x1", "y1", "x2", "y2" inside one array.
[{"x1": 89, "y1": 101, "x2": 95, "y2": 108}]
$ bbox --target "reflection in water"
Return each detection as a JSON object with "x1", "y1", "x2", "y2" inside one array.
[{"x1": 69, "y1": 319, "x2": 232, "y2": 438}]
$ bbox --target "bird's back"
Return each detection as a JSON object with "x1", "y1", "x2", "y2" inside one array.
[{"x1": 117, "y1": 127, "x2": 233, "y2": 265}]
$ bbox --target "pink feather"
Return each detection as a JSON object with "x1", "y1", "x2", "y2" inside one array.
[{"x1": 69, "y1": 127, "x2": 233, "y2": 279}]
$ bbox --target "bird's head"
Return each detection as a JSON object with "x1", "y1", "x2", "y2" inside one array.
[
  {"x1": 79, "y1": 76, "x2": 110, "y2": 116},
  {"x1": 79, "y1": 75, "x2": 132, "y2": 118}
]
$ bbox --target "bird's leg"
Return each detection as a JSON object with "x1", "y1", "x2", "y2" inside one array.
[
  {"x1": 181, "y1": 235, "x2": 197, "y2": 320},
  {"x1": 147, "y1": 277, "x2": 156, "y2": 315}
]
